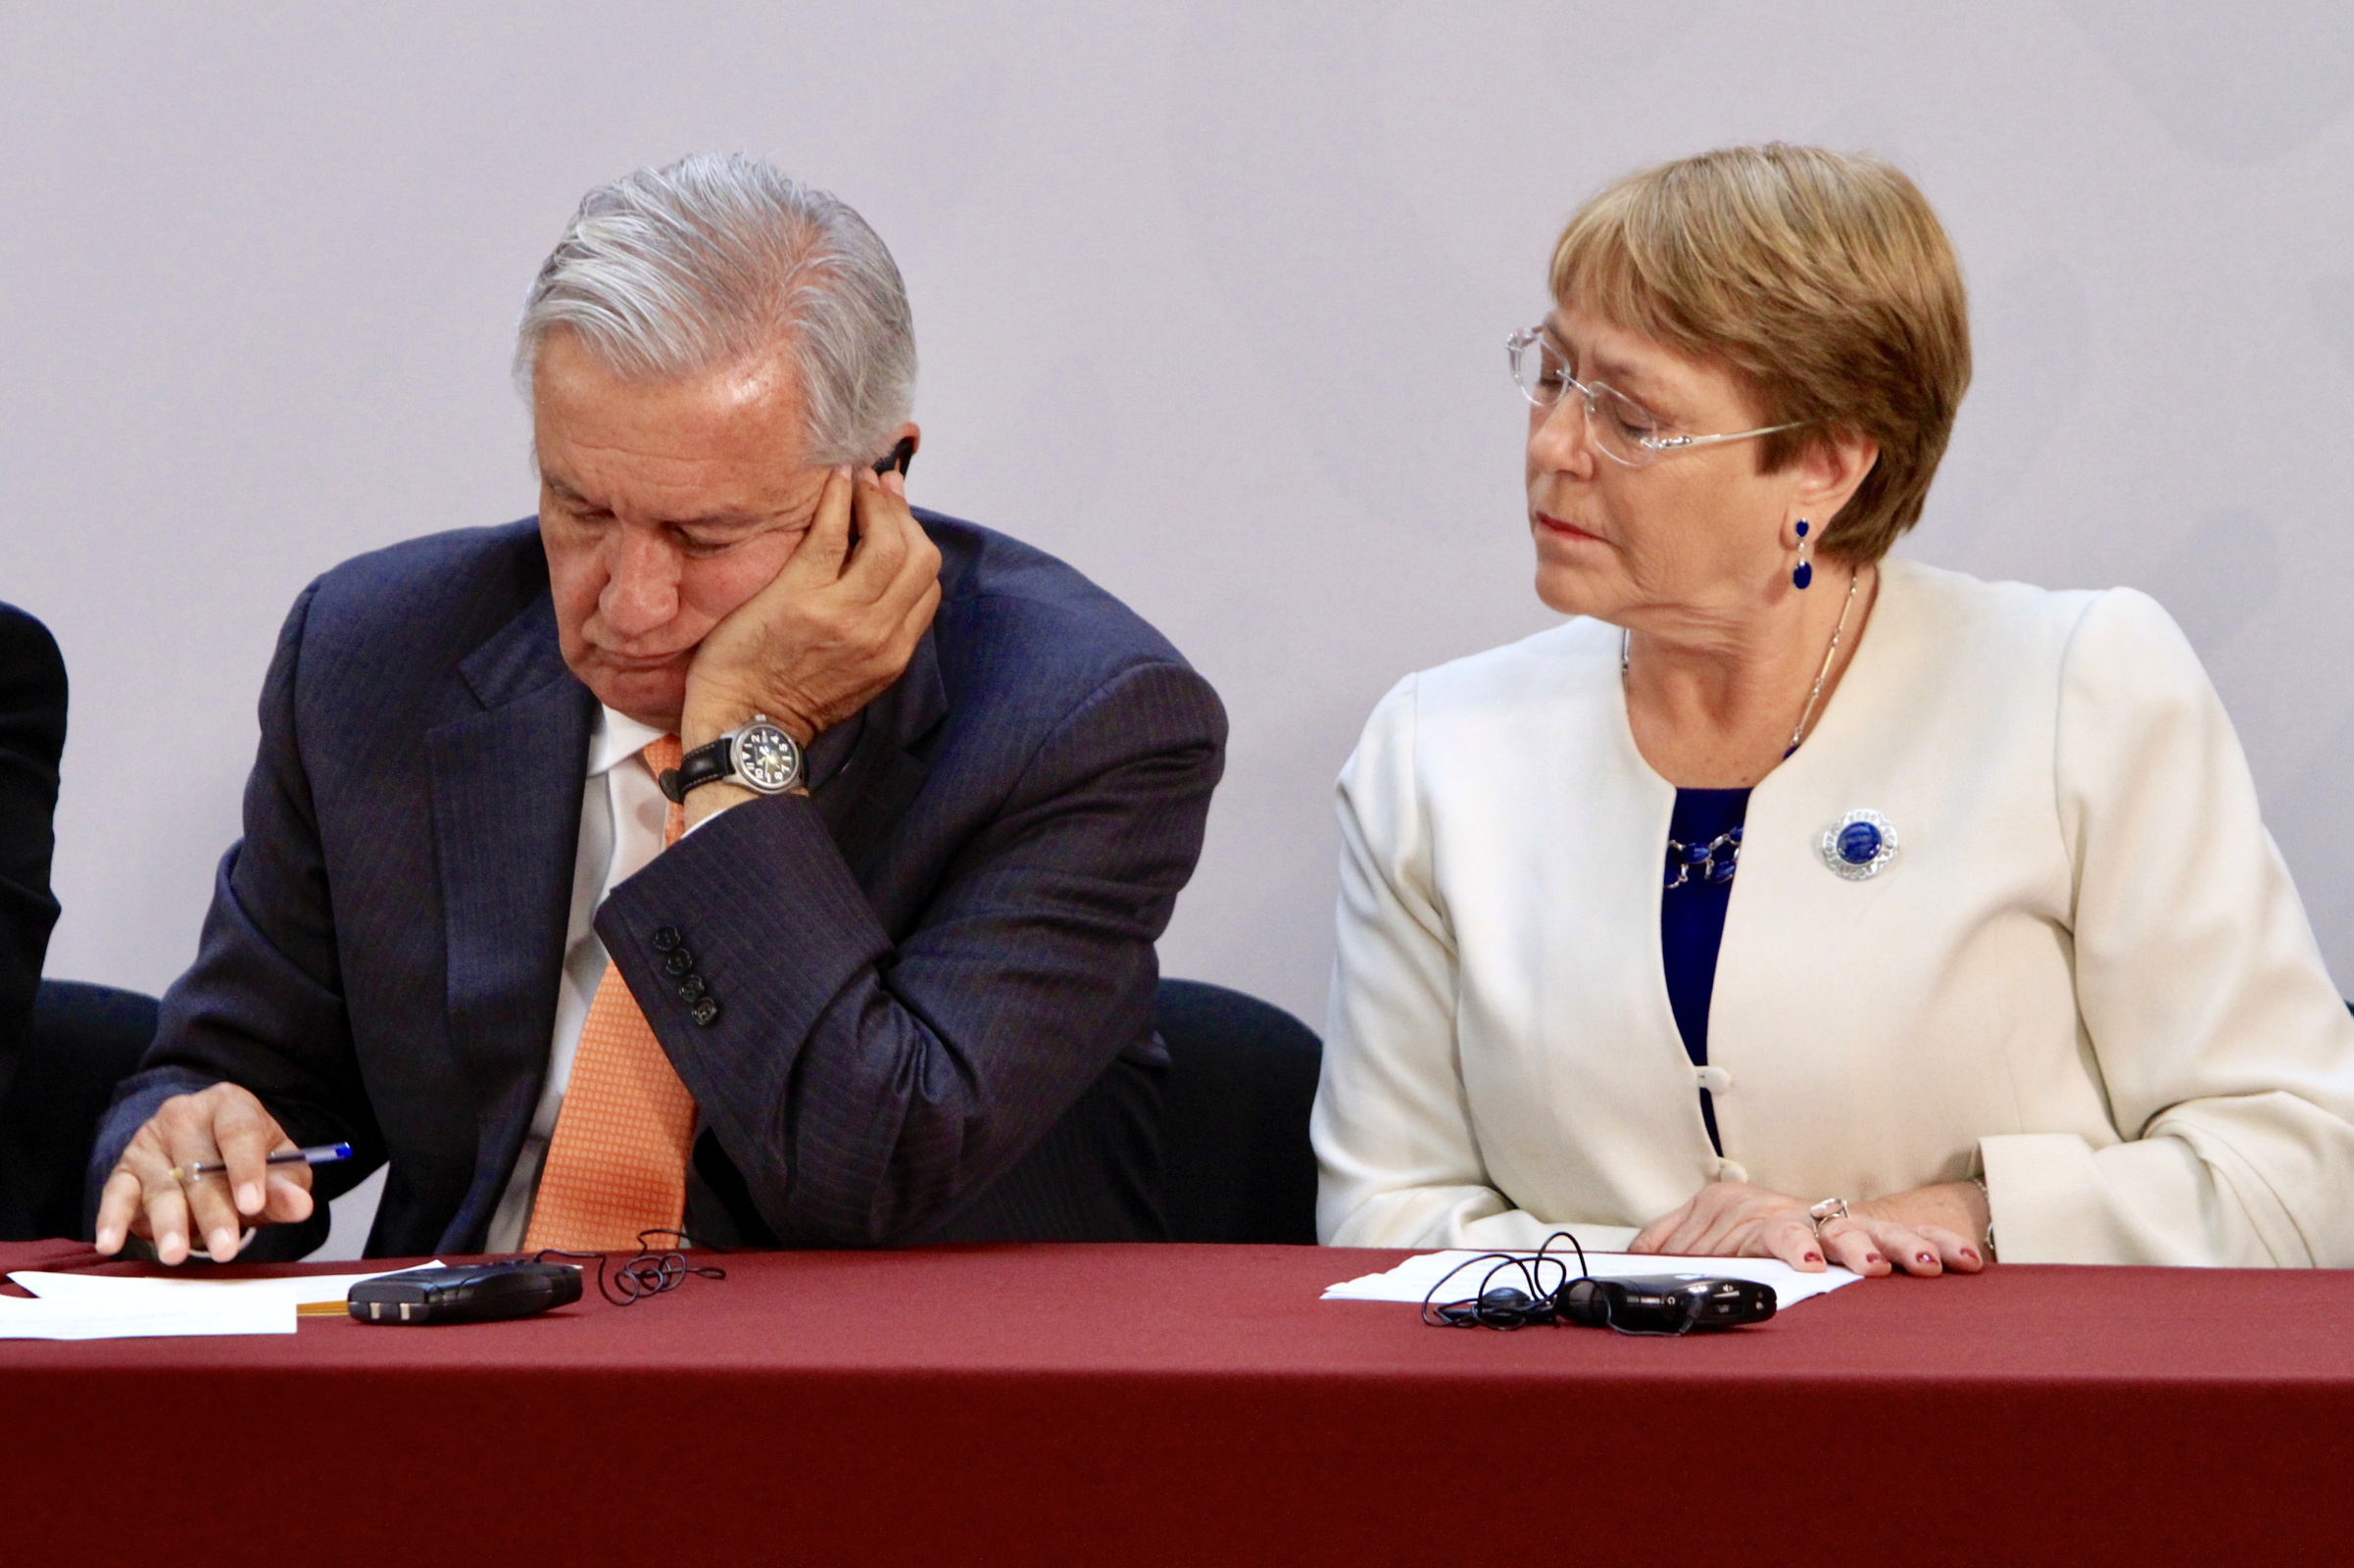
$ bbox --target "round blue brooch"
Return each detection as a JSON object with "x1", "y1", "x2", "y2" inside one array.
[{"x1": 1820, "y1": 808, "x2": 1899, "y2": 881}]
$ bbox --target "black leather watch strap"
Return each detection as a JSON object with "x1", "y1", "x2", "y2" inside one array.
[{"x1": 659, "y1": 736, "x2": 734, "y2": 804}]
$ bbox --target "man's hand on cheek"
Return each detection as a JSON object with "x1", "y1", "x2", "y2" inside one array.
[{"x1": 683, "y1": 465, "x2": 944, "y2": 752}]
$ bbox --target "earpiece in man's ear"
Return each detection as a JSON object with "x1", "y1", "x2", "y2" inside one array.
[{"x1": 872, "y1": 436, "x2": 915, "y2": 478}]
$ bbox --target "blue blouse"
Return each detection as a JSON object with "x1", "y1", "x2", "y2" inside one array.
[{"x1": 1661, "y1": 788, "x2": 1752, "y2": 1155}]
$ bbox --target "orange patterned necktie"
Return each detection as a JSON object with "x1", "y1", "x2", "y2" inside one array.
[{"x1": 523, "y1": 735, "x2": 698, "y2": 1252}]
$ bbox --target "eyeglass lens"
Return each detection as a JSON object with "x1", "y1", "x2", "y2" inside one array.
[{"x1": 1511, "y1": 334, "x2": 1665, "y2": 466}]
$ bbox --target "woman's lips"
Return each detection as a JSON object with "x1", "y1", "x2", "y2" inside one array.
[{"x1": 1534, "y1": 512, "x2": 1602, "y2": 542}]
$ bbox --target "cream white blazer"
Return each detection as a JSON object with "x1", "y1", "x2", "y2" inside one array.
[{"x1": 1314, "y1": 559, "x2": 2354, "y2": 1265}]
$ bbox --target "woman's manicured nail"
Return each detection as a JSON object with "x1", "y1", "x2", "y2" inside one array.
[
  {"x1": 1865, "y1": 1252, "x2": 1883, "y2": 1265},
  {"x1": 1804, "y1": 1251, "x2": 1822, "y2": 1263},
  {"x1": 1917, "y1": 1251, "x2": 1936, "y2": 1265},
  {"x1": 1960, "y1": 1249, "x2": 1980, "y2": 1263}
]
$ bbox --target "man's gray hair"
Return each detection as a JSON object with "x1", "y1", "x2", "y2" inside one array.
[{"x1": 515, "y1": 153, "x2": 915, "y2": 466}]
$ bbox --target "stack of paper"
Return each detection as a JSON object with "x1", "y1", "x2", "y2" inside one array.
[
  {"x1": 1323, "y1": 1250, "x2": 1861, "y2": 1308},
  {"x1": 0, "y1": 1262, "x2": 442, "y2": 1341}
]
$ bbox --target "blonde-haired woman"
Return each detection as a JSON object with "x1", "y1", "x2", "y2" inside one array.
[{"x1": 1314, "y1": 144, "x2": 2354, "y2": 1273}]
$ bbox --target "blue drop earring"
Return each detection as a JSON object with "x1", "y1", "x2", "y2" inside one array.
[{"x1": 1791, "y1": 518, "x2": 1814, "y2": 590}]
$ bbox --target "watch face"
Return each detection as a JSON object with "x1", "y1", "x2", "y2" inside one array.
[{"x1": 734, "y1": 723, "x2": 800, "y2": 792}]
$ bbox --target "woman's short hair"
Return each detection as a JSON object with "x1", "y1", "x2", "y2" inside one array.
[{"x1": 1548, "y1": 144, "x2": 1970, "y2": 562}]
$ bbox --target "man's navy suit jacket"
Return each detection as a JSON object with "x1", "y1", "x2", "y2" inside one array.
[{"x1": 94, "y1": 513, "x2": 1226, "y2": 1256}]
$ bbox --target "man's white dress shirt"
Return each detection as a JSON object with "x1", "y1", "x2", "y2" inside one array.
[{"x1": 484, "y1": 705, "x2": 676, "y2": 1252}]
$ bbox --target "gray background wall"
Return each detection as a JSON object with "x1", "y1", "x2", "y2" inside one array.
[{"x1": 6, "y1": 2, "x2": 2351, "y2": 1256}]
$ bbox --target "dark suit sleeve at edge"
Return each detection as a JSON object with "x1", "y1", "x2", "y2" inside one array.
[
  {"x1": 87, "y1": 583, "x2": 383, "y2": 1212},
  {"x1": 0, "y1": 606, "x2": 68, "y2": 1110},
  {"x1": 598, "y1": 659, "x2": 1225, "y2": 1247}
]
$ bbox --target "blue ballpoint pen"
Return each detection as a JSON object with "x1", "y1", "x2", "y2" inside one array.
[{"x1": 169, "y1": 1142, "x2": 354, "y2": 1183}]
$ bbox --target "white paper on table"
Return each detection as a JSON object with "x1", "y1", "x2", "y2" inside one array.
[
  {"x1": 1322, "y1": 1250, "x2": 1861, "y2": 1309},
  {"x1": 0, "y1": 1260, "x2": 446, "y2": 1340},
  {"x1": 0, "y1": 1292, "x2": 292, "y2": 1340}
]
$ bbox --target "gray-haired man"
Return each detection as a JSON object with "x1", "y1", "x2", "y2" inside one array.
[{"x1": 92, "y1": 155, "x2": 1226, "y2": 1261}]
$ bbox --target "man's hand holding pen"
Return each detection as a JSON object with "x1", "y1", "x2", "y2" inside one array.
[{"x1": 94, "y1": 1083, "x2": 338, "y2": 1263}]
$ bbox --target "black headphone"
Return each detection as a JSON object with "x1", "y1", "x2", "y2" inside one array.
[
  {"x1": 1422, "y1": 1231, "x2": 1590, "y2": 1329},
  {"x1": 1421, "y1": 1232, "x2": 1718, "y2": 1337},
  {"x1": 532, "y1": 1229, "x2": 726, "y2": 1306}
]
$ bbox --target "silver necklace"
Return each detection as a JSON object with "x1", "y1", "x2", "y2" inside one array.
[
  {"x1": 1632, "y1": 566, "x2": 1866, "y2": 893},
  {"x1": 1621, "y1": 564, "x2": 1864, "y2": 757},
  {"x1": 1785, "y1": 564, "x2": 1864, "y2": 754}
]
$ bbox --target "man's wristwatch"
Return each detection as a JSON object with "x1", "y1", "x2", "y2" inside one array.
[{"x1": 659, "y1": 712, "x2": 806, "y2": 803}]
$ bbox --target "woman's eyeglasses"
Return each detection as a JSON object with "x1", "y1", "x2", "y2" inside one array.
[{"x1": 1506, "y1": 327, "x2": 1800, "y2": 467}]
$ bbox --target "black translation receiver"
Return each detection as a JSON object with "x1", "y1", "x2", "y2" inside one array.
[
  {"x1": 348, "y1": 1261, "x2": 583, "y2": 1325},
  {"x1": 1556, "y1": 1274, "x2": 1777, "y2": 1333}
]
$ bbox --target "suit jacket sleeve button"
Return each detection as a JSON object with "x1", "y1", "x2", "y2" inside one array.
[
  {"x1": 691, "y1": 998, "x2": 721, "y2": 1027},
  {"x1": 663, "y1": 947, "x2": 696, "y2": 976},
  {"x1": 653, "y1": 926, "x2": 682, "y2": 952}
]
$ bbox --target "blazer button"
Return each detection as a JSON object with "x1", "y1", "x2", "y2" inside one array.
[
  {"x1": 663, "y1": 947, "x2": 695, "y2": 977},
  {"x1": 1716, "y1": 1158, "x2": 1749, "y2": 1184},
  {"x1": 677, "y1": 974, "x2": 708, "y2": 1002},
  {"x1": 690, "y1": 997, "x2": 721, "y2": 1028},
  {"x1": 1694, "y1": 1064, "x2": 1735, "y2": 1095},
  {"x1": 653, "y1": 926, "x2": 682, "y2": 953}
]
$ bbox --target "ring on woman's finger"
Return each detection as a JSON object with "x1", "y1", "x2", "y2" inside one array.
[{"x1": 1806, "y1": 1197, "x2": 1849, "y2": 1236}]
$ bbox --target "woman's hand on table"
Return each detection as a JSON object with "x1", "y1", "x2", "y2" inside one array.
[{"x1": 1628, "y1": 1179, "x2": 1987, "y2": 1278}]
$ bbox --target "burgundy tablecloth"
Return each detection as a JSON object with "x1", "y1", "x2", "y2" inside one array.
[{"x1": 3, "y1": 1241, "x2": 2348, "y2": 1566}]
